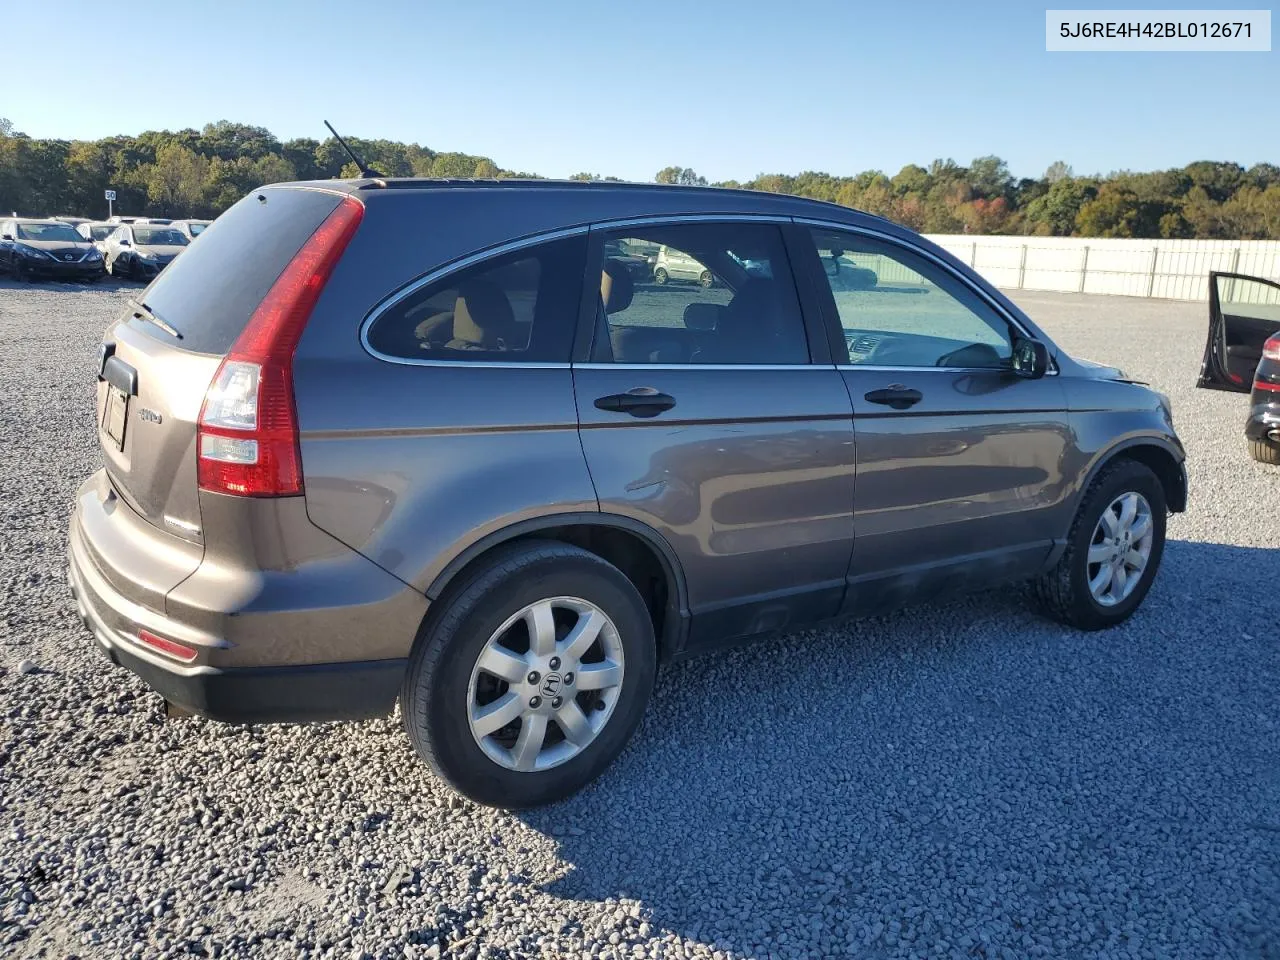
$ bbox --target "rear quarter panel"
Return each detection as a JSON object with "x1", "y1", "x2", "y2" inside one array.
[{"x1": 293, "y1": 357, "x2": 597, "y2": 594}]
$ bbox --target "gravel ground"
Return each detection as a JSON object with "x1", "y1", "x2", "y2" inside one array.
[{"x1": 1, "y1": 278, "x2": 1277, "y2": 960}]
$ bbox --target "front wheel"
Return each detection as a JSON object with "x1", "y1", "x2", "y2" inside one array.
[
  {"x1": 401, "y1": 540, "x2": 656, "y2": 808},
  {"x1": 1032, "y1": 459, "x2": 1167, "y2": 630},
  {"x1": 698, "y1": 270, "x2": 713, "y2": 288}
]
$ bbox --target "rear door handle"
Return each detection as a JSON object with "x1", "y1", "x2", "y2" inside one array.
[
  {"x1": 864, "y1": 386, "x2": 922, "y2": 410},
  {"x1": 594, "y1": 388, "x2": 676, "y2": 418}
]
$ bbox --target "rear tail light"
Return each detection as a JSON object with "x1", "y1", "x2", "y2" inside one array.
[
  {"x1": 1264, "y1": 334, "x2": 1280, "y2": 362},
  {"x1": 197, "y1": 197, "x2": 364, "y2": 497}
]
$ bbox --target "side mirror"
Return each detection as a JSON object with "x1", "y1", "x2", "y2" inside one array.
[
  {"x1": 1011, "y1": 337, "x2": 1049, "y2": 379},
  {"x1": 1, "y1": 233, "x2": 12, "y2": 241},
  {"x1": 119, "y1": 239, "x2": 131, "y2": 247}
]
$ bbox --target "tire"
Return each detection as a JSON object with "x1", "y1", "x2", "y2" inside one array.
[
  {"x1": 1032, "y1": 458, "x2": 1167, "y2": 630},
  {"x1": 698, "y1": 270, "x2": 713, "y2": 288},
  {"x1": 1248, "y1": 438, "x2": 1280, "y2": 465},
  {"x1": 653, "y1": 267, "x2": 668, "y2": 285},
  {"x1": 401, "y1": 540, "x2": 657, "y2": 808}
]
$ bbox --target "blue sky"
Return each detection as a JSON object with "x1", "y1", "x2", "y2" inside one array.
[{"x1": 8, "y1": 0, "x2": 1277, "y2": 181}]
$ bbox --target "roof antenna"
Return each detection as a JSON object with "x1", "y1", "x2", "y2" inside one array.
[{"x1": 324, "y1": 120, "x2": 385, "y2": 178}]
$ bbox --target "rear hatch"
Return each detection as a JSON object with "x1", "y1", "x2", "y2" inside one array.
[{"x1": 97, "y1": 186, "x2": 347, "y2": 545}]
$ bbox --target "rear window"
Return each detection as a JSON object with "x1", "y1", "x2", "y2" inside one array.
[
  {"x1": 135, "y1": 187, "x2": 344, "y2": 355},
  {"x1": 364, "y1": 234, "x2": 587, "y2": 364}
]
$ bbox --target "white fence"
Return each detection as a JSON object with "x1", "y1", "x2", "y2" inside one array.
[{"x1": 923, "y1": 235, "x2": 1280, "y2": 302}]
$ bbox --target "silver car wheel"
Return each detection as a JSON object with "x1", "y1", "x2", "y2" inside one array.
[
  {"x1": 1086, "y1": 491, "x2": 1154, "y2": 607},
  {"x1": 467, "y1": 596, "x2": 625, "y2": 773}
]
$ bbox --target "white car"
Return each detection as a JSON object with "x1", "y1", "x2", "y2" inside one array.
[
  {"x1": 170, "y1": 219, "x2": 212, "y2": 241},
  {"x1": 103, "y1": 223, "x2": 190, "y2": 280},
  {"x1": 77, "y1": 222, "x2": 118, "y2": 257},
  {"x1": 653, "y1": 245, "x2": 715, "y2": 287}
]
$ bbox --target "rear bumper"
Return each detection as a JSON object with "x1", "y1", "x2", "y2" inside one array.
[
  {"x1": 1245, "y1": 404, "x2": 1280, "y2": 443},
  {"x1": 67, "y1": 470, "x2": 426, "y2": 724},
  {"x1": 69, "y1": 543, "x2": 407, "y2": 723}
]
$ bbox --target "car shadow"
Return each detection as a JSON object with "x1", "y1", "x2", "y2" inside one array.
[{"x1": 516, "y1": 539, "x2": 1280, "y2": 957}]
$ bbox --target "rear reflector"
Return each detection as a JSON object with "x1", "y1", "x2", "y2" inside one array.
[
  {"x1": 1253, "y1": 379, "x2": 1280, "y2": 393},
  {"x1": 138, "y1": 629, "x2": 198, "y2": 663},
  {"x1": 197, "y1": 197, "x2": 364, "y2": 497}
]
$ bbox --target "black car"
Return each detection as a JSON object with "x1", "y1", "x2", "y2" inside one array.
[
  {"x1": 1197, "y1": 270, "x2": 1280, "y2": 464},
  {"x1": 0, "y1": 218, "x2": 105, "y2": 282}
]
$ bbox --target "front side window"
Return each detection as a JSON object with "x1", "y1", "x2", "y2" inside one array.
[
  {"x1": 595, "y1": 222, "x2": 808, "y2": 365},
  {"x1": 365, "y1": 233, "x2": 586, "y2": 363},
  {"x1": 811, "y1": 228, "x2": 1014, "y2": 369}
]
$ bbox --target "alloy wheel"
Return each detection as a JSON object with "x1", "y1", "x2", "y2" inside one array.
[
  {"x1": 1086, "y1": 491, "x2": 1154, "y2": 606},
  {"x1": 467, "y1": 597, "x2": 625, "y2": 772}
]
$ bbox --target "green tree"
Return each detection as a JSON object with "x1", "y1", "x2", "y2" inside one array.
[
  {"x1": 1025, "y1": 178, "x2": 1097, "y2": 236},
  {"x1": 147, "y1": 143, "x2": 209, "y2": 216},
  {"x1": 1044, "y1": 160, "x2": 1072, "y2": 183},
  {"x1": 655, "y1": 166, "x2": 706, "y2": 186}
]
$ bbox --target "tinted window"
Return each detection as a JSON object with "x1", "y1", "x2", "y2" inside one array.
[
  {"x1": 595, "y1": 223, "x2": 808, "y2": 365},
  {"x1": 365, "y1": 234, "x2": 587, "y2": 363},
  {"x1": 811, "y1": 228, "x2": 1013, "y2": 369},
  {"x1": 133, "y1": 227, "x2": 187, "y2": 246},
  {"x1": 137, "y1": 187, "x2": 343, "y2": 355}
]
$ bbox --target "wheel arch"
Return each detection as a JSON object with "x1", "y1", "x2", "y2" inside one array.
[
  {"x1": 1079, "y1": 437, "x2": 1187, "y2": 515},
  {"x1": 424, "y1": 513, "x2": 690, "y2": 661}
]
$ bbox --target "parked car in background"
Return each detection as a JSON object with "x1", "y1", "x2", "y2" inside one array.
[
  {"x1": 171, "y1": 219, "x2": 211, "y2": 241},
  {"x1": 602, "y1": 237, "x2": 651, "y2": 282},
  {"x1": 68, "y1": 179, "x2": 1187, "y2": 809},
  {"x1": 103, "y1": 223, "x2": 190, "y2": 279},
  {"x1": 0, "y1": 218, "x2": 104, "y2": 281},
  {"x1": 50, "y1": 215, "x2": 91, "y2": 226},
  {"x1": 1197, "y1": 270, "x2": 1280, "y2": 463},
  {"x1": 107, "y1": 216, "x2": 146, "y2": 225},
  {"x1": 78, "y1": 222, "x2": 119, "y2": 256},
  {"x1": 653, "y1": 243, "x2": 715, "y2": 286}
]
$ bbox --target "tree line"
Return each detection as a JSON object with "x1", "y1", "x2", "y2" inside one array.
[{"x1": 1, "y1": 118, "x2": 1277, "y2": 239}]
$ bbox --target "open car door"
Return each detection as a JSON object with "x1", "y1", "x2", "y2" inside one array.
[{"x1": 1197, "y1": 271, "x2": 1280, "y2": 392}]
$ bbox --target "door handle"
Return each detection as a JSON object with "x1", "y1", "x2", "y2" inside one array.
[
  {"x1": 864, "y1": 386, "x2": 923, "y2": 410},
  {"x1": 594, "y1": 388, "x2": 676, "y2": 418}
]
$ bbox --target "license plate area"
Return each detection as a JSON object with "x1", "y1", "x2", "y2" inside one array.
[{"x1": 103, "y1": 385, "x2": 128, "y2": 452}]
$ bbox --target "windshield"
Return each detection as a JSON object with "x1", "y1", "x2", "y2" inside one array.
[
  {"x1": 89, "y1": 225, "x2": 115, "y2": 240},
  {"x1": 16, "y1": 222, "x2": 83, "y2": 243},
  {"x1": 188, "y1": 222, "x2": 207, "y2": 235},
  {"x1": 133, "y1": 228, "x2": 188, "y2": 246}
]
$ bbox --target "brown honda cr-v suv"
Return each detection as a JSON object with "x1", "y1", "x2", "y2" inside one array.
[{"x1": 69, "y1": 179, "x2": 1187, "y2": 807}]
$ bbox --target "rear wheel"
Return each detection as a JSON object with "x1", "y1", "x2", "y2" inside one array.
[
  {"x1": 1248, "y1": 438, "x2": 1280, "y2": 465},
  {"x1": 698, "y1": 270, "x2": 713, "y2": 288},
  {"x1": 1032, "y1": 459, "x2": 1166, "y2": 630},
  {"x1": 401, "y1": 540, "x2": 656, "y2": 808},
  {"x1": 653, "y1": 267, "x2": 668, "y2": 285}
]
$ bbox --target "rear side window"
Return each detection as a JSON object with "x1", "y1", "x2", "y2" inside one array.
[
  {"x1": 365, "y1": 234, "x2": 587, "y2": 364},
  {"x1": 136, "y1": 187, "x2": 344, "y2": 355}
]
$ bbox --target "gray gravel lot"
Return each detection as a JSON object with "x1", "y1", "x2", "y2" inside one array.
[{"x1": 1, "y1": 278, "x2": 1277, "y2": 960}]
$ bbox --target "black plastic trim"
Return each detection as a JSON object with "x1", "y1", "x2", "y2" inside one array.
[{"x1": 97, "y1": 639, "x2": 405, "y2": 724}]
